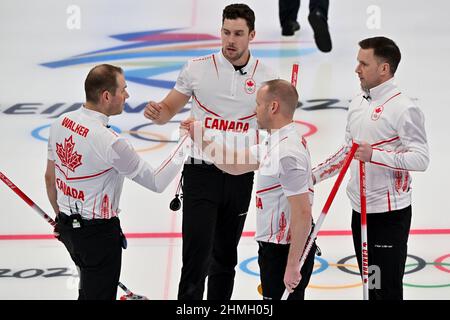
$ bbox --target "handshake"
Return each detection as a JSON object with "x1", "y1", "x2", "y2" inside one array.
[{"x1": 179, "y1": 117, "x2": 203, "y2": 143}]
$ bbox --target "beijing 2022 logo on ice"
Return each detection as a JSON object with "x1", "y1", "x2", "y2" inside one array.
[{"x1": 3, "y1": 29, "x2": 323, "y2": 148}]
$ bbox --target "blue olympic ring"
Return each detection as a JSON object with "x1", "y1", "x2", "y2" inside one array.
[
  {"x1": 239, "y1": 255, "x2": 329, "y2": 277},
  {"x1": 239, "y1": 257, "x2": 259, "y2": 277}
]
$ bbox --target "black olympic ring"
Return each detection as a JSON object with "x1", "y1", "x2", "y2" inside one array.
[{"x1": 336, "y1": 254, "x2": 427, "y2": 276}]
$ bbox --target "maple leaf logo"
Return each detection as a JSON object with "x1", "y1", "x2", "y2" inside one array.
[
  {"x1": 371, "y1": 105, "x2": 384, "y2": 121},
  {"x1": 244, "y1": 78, "x2": 256, "y2": 94},
  {"x1": 56, "y1": 136, "x2": 83, "y2": 172}
]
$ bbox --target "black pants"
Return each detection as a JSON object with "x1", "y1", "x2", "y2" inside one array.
[
  {"x1": 258, "y1": 240, "x2": 316, "y2": 300},
  {"x1": 351, "y1": 205, "x2": 412, "y2": 300},
  {"x1": 279, "y1": 0, "x2": 329, "y2": 28},
  {"x1": 178, "y1": 161, "x2": 254, "y2": 300},
  {"x1": 57, "y1": 213, "x2": 123, "y2": 300}
]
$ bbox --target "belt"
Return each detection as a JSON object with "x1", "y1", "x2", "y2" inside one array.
[{"x1": 56, "y1": 212, "x2": 118, "y2": 227}]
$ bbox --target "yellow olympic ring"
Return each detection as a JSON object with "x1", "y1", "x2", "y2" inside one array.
[
  {"x1": 122, "y1": 130, "x2": 168, "y2": 153},
  {"x1": 307, "y1": 263, "x2": 362, "y2": 290}
]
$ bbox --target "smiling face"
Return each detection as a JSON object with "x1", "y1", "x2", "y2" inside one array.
[{"x1": 221, "y1": 18, "x2": 255, "y2": 66}]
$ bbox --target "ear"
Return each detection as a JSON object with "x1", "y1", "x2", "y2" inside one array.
[
  {"x1": 101, "y1": 90, "x2": 110, "y2": 103},
  {"x1": 270, "y1": 101, "x2": 279, "y2": 114},
  {"x1": 381, "y1": 62, "x2": 390, "y2": 76},
  {"x1": 249, "y1": 30, "x2": 255, "y2": 41}
]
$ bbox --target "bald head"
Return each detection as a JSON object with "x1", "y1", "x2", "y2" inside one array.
[
  {"x1": 85, "y1": 64, "x2": 123, "y2": 104},
  {"x1": 261, "y1": 79, "x2": 298, "y2": 117}
]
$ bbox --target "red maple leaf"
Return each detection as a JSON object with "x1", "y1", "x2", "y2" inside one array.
[
  {"x1": 376, "y1": 107, "x2": 382, "y2": 113},
  {"x1": 56, "y1": 136, "x2": 83, "y2": 172},
  {"x1": 246, "y1": 80, "x2": 254, "y2": 87}
]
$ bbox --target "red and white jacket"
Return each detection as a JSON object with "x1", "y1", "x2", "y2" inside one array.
[
  {"x1": 250, "y1": 122, "x2": 314, "y2": 244},
  {"x1": 48, "y1": 106, "x2": 188, "y2": 220},
  {"x1": 313, "y1": 78, "x2": 429, "y2": 213},
  {"x1": 174, "y1": 50, "x2": 278, "y2": 160}
]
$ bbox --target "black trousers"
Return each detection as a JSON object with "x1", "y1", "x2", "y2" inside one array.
[
  {"x1": 258, "y1": 240, "x2": 316, "y2": 300},
  {"x1": 57, "y1": 213, "x2": 123, "y2": 300},
  {"x1": 178, "y1": 161, "x2": 254, "y2": 300},
  {"x1": 279, "y1": 0, "x2": 329, "y2": 27},
  {"x1": 351, "y1": 205, "x2": 412, "y2": 300}
]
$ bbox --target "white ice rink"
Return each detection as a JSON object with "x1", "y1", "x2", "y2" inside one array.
[{"x1": 0, "y1": 0, "x2": 449, "y2": 300}]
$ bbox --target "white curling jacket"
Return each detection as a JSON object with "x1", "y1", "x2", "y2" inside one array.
[
  {"x1": 174, "y1": 50, "x2": 278, "y2": 160},
  {"x1": 48, "y1": 106, "x2": 188, "y2": 219},
  {"x1": 312, "y1": 78, "x2": 429, "y2": 213}
]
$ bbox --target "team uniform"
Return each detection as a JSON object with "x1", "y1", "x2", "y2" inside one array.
[
  {"x1": 48, "y1": 106, "x2": 187, "y2": 299},
  {"x1": 174, "y1": 50, "x2": 278, "y2": 300},
  {"x1": 250, "y1": 122, "x2": 316, "y2": 300},
  {"x1": 312, "y1": 78, "x2": 429, "y2": 299}
]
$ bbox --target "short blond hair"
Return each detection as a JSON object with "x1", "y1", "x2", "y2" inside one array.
[{"x1": 262, "y1": 79, "x2": 299, "y2": 117}]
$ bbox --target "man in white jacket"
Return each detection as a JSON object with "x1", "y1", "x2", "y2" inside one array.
[
  {"x1": 183, "y1": 79, "x2": 316, "y2": 300},
  {"x1": 144, "y1": 4, "x2": 278, "y2": 300},
  {"x1": 312, "y1": 37, "x2": 429, "y2": 300},
  {"x1": 45, "y1": 64, "x2": 187, "y2": 299}
]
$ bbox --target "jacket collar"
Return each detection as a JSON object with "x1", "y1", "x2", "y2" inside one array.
[
  {"x1": 217, "y1": 49, "x2": 254, "y2": 74},
  {"x1": 365, "y1": 77, "x2": 397, "y2": 101},
  {"x1": 81, "y1": 105, "x2": 109, "y2": 127}
]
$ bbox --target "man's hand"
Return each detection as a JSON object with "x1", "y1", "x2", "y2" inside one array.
[
  {"x1": 179, "y1": 117, "x2": 195, "y2": 136},
  {"x1": 144, "y1": 101, "x2": 162, "y2": 121},
  {"x1": 355, "y1": 141, "x2": 373, "y2": 162},
  {"x1": 284, "y1": 264, "x2": 302, "y2": 293}
]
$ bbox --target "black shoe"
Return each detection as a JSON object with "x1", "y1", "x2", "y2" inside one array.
[
  {"x1": 308, "y1": 10, "x2": 332, "y2": 52},
  {"x1": 282, "y1": 25, "x2": 295, "y2": 36},
  {"x1": 281, "y1": 21, "x2": 300, "y2": 36}
]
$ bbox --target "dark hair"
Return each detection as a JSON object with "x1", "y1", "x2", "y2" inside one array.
[
  {"x1": 84, "y1": 64, "x2": 123, "y2": 103},
  {"x1": 263, "y1": 79, "x2": 299, "y2": 116},
  {"x1": 222, "y1": 3, "x2": 255, "y2": 32},
  {"x1": 359, "y1": 36, "x2": 401, "y2": 75}
]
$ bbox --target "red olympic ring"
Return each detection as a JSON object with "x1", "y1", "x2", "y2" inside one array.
[{"x1": 434, "y1": 254, "x2": 450, "y2": 273}]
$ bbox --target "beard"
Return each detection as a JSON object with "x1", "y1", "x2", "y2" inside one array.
[{"x1": 223, "y1": 47, "x2": 245, "y2": 63}]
